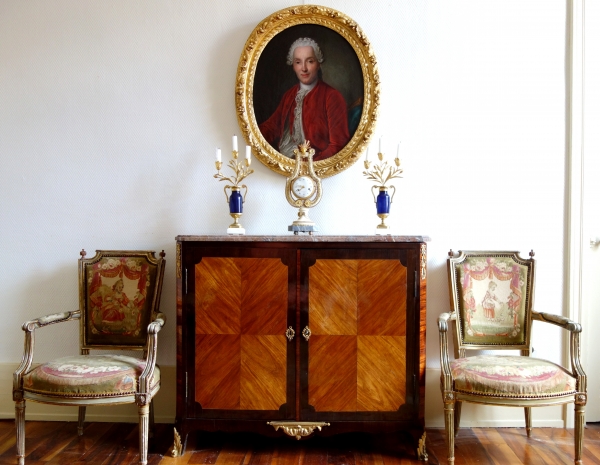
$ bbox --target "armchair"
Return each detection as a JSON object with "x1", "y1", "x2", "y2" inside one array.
[
  {"x1": 438, "y1": 250, "x2": 586, "y2": 464},
  {"x1": 13, "y1": 250, "x2": 166, "y2": 465}
]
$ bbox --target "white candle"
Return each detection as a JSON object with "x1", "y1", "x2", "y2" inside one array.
[
  {"x1": 379, "y1": 136, "x2": 382, "y2": 154},
  {"x1": 245, "y1": 145, "x2": 251, "y2": 159},
  {"x1": 215, "y1": 147, "x2": 221, "y2": 162},
  {"x1": 365, "y1": 147, "x2": 369, "y2": 161},
  {"x1": 396, "y1": 143, "x2": 401, "y2": 158},
  {"x1": 232, "y1": 135, "x2": 238, "y2": 152}
]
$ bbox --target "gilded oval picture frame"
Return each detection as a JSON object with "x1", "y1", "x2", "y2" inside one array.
[{"x1": 235, "y1": 5, "x2": 380, "y2": 178}]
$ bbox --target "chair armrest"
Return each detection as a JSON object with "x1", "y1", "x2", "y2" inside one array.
[
  {"x1": 438, "y1": 312, "x2": 455, "y2": 332},
  {"x1": 438, "y1": 312, "x2": 456, "y2": 392},
  {"x1": 138, "y1": 313, "x2": 166, "y2": 401},
  {"x1": 147, "y1": 312, "x2": 165, "y2": 335},
  {"x1": 532, "y1": 311, "x2": 582, "y2": 332},
  {"x1": 13, "y1": 310, "x2": 80, "y2": 398},
  {"x1": 532, "y1": 311, "x2": 586, "y2": 383}
]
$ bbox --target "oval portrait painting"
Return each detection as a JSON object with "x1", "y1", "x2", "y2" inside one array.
[{"x1": 235, "y1": 5, "x2": 379, "y2": 178}]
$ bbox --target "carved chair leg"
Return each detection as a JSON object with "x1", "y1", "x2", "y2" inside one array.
[
  {"x1": 524, "y1": 407, "x2": 532, "y2": 437},
  {"x1": 77, "y1": 406, "x2": 86, "y2": 436},
  {"x1": 138, "y1": 403, "x2": 150, "y2": 465},
  {"x1": 574, "y1": 400, "x2": 585, "y2": 465},
  {"x1": 149, "y1": 400, "x2": 155, "y2": 439},
  {"x1": 15, "y1": 399, "x2": 26, "y2": 465},
  {"x1": 454, "y1": 400, "x2": 462, "y2": 435},
  {"x1": 444, "y1": 396, "x2": 455, "y2": 464}
]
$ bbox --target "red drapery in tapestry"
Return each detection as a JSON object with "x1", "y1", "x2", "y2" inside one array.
[{"x1": 460, "y1": 258, "x2": 523, "y2": 337}]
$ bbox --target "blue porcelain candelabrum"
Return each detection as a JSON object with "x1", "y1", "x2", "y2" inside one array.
[
  {"x1": 363, "y1": 149, "x2": 403, "y2": 232},
  {"x1": 214, "y1": 144, "x2": 253, "y2": 234}
]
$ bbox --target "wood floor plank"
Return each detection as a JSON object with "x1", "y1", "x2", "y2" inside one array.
[
  {"x1": 271, "y1": 441, "x2": 301, "y2": 465},
  {"x1": 471, "y1": 428, "x2": 524, "y2": 464},
  {"x1": 495, "y1": 427, "x2": 547, "y2": 465},
  {"x1": 452, "y1": 428, "x2": 493, "y2": 465},
  {"x1": 0, "y1": 421, "x2": 598, "y2": 464},
  {"x1": 62, "y1": 422, "x2": 115, "y2": 456},
  {"x1": 531, "y1": 427, "x2": 582, "y2": 465}
]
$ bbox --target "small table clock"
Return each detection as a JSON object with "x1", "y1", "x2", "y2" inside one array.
[{"x1": 285, "y1": 141, "x2": 322, "y2": 235}]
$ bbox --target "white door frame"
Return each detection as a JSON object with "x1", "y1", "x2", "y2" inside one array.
[{"x1": 566, "y1": 0, "x2": 588, "y2": 427}]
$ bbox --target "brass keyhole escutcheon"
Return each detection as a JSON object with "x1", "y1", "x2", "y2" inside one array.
[
  {"x1": 285, "y1": 326, "x2": 295, "y2": 341},
  {"x1": 302, "y1": 326, "x2": 311, "y2": 341}
]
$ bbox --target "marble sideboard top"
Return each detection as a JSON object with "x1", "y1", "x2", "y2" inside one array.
[{"x1": 176, "y1": 235, "x2": 430, "y2": 243}]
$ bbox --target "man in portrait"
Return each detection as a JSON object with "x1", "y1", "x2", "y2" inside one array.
[{"x1": 258, "y1": 37, "x2": 350, "y2": 161}]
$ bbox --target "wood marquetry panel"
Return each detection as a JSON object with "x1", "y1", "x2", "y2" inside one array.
[
  {"x1": 308, "y1": 257, "x2": 407, "y2": 413},
  {"x1": 195, "y1": 257, "x2": 289, "y2": 411},
  {"x1": 357, "y1": 336, "x2": 406, "y2": 411},
  {"x1": 240, "y1": 335, "x2": 287, "y2": 410},
  {"x1": 239, "y1": 258, "x2": 288, "y2": 335},
  {"x1": 358, "y1": 260, "x2": 406, "y2": 336},
  {"x1": 195, "y1": 258, "x2": 241, "y2": 335},
  {"x1": 308, "y1": 335, "x2": 357, "y2": 411},
  {"x1": 195, "y1": 334, "x2": 240, "y2": 409},
  {"x1": 309, "y1": 260, "x2": 358, "y2": 336}
]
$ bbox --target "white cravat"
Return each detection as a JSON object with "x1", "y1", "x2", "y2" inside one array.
[{"x1": 279, "y1": 81, "x2": 317, "y2": 157}]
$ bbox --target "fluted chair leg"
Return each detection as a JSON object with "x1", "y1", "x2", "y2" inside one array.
[
  {"x1": 149, "y1": 400, "x2": 155, "y2": 439},
  {"x1": 15, "y1": 399, "x2": 26, "y2": 465},
  {"x1": 574, "y1": 401, "x2": 585, "y2": 465},
  {"x1": 524, "y1": 407, "x2": 532, "y2": 437},
  {"x1": 77, "y1": 406, "x2": 86, "y2": 436},
  {"x1": 454, "y1": 400, "x2": 462, "y2": 435},
  {"x1": 444, "y1": 397, "x2": 455, "y2": 464},
  {"x1": 138, "y1": 403, "x2": 150, "y2": 465}
]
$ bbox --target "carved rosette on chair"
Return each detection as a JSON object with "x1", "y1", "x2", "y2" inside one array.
[
  {"x1": 13, "y1": 250, "x2": 166, "y2": 465},
  {"x1": 438, "y1": 250, "x2": 587, "y2": 465}
]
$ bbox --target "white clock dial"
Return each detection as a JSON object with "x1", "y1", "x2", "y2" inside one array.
[{"x1": 292, "y1": 176, "x2": 315, "y2": 199}]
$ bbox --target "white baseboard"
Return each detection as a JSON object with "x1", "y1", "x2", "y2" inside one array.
[{"x1": 0, "y1": 364, "x2": 566, "y2": 427}]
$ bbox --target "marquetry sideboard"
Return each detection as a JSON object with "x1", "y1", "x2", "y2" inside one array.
[{"x1": 175, "y1": 235, "x2": 428, "y2": 459}]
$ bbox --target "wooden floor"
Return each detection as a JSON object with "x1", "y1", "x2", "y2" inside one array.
[{"x1": 0, "y1": 420, "x2": 598, "y2": 465}]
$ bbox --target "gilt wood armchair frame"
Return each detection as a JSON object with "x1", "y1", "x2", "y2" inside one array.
[
  {"x1": 438, "y1": 250, "x2": 586, "y2": 464},
  {"x1": 13, "y1": 250, "x2": 166, "y2": 465}
]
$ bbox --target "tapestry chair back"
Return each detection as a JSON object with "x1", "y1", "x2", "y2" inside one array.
[
  {"x1": 79, "y1": 250, "x2": 165, "y2": 351},
  {"x1": 447, "y1": 250, "x2": 535, "y2": 357}
]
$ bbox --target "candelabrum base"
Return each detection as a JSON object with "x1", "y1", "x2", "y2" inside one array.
[
  {"x1": 376, "y1": 213, "x2": 391, "y2": 231},
  {"x1": 227, "y1": 213, "x2": 245, "y2": 235},
  {"x1": 374, "y1": 227, "x2": 392, "y2": 235}
]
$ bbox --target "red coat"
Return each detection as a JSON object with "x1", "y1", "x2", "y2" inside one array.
[{"x1": 259, "y1": 80, "x2": 350, "y2": 161}]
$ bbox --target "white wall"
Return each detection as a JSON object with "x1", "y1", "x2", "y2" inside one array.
[{"x1": 0, "y1": 0, "x2": 569, "y2": 427}]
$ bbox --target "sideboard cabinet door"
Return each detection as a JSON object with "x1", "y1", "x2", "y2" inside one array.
[
  {"x1": 299, "y1": 247, "x2": 420, "y2": 425},
  {"x1": 179, "y1": 244, "x2": 297, "y2": 423}
]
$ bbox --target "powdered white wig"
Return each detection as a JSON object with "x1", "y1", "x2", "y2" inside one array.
[{"x1": 286, "y1": 38, "x2": 324, "y2": 65}]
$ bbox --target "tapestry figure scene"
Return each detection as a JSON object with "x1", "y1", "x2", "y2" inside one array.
[
  {"x1": 458, "y1": 256, "x2": 527, "y2": 344},
  {"x1": 87, "y1": 257, "x2": 151, "y2": 337}
]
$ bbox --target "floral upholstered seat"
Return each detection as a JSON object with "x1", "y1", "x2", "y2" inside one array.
[
  {"x1": 23, "y1": 355, "x2": 161, "y2": 398},
  {"x1": 438, "y1": 250, "x2": 586, "y2": 465},
  {"x1": 450, "y1": 354, "x2": 576, "y2": 398}
]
